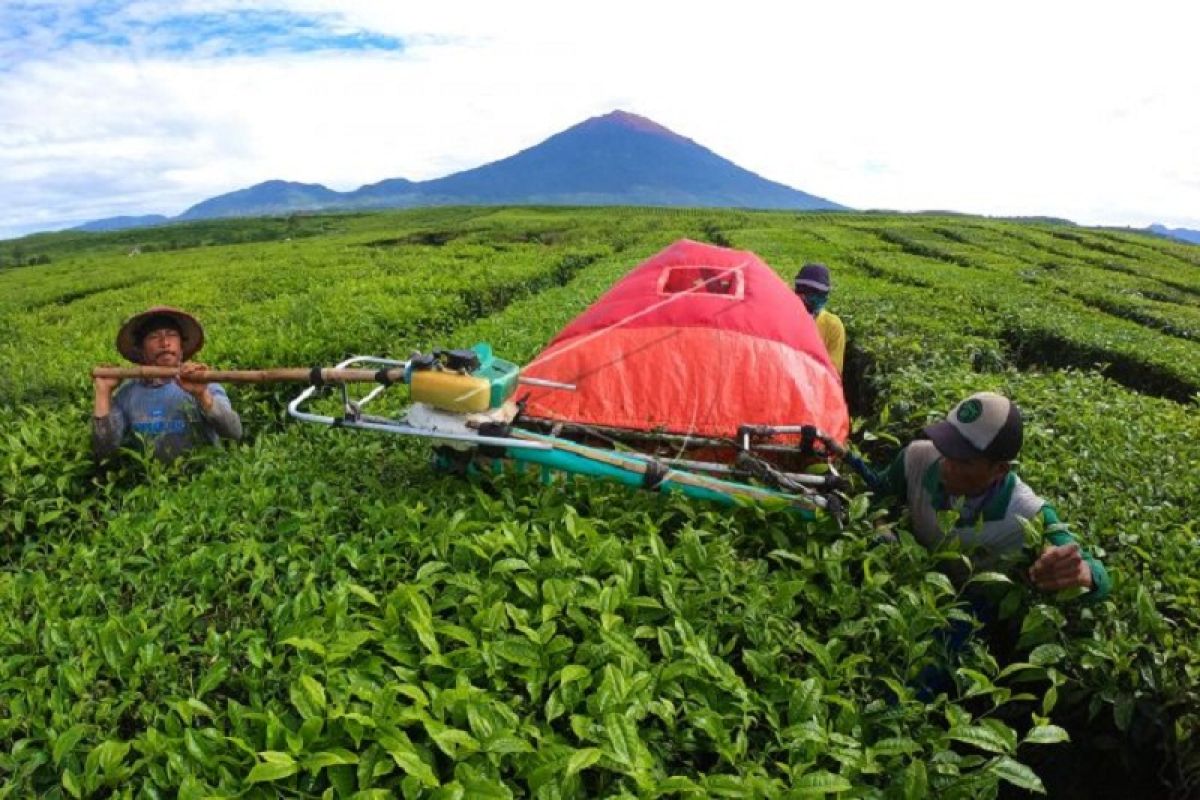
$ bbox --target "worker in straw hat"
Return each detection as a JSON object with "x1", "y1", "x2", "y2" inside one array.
[
  {"x1": 868, "y1": 391, "x2": 1109, "y2": 600},
  {"x1": 92, "y1": 306, "x2": 242, "y2": 461},
  {"x1": 794, "y1": 262, "x2": 845, "y2": 375}
]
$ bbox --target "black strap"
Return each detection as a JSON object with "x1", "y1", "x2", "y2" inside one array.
[
  {"x1": 824, "y1": 474, "x2": 851, "y2": 493},
  {"x1": 309, "y1": 366, "x2": 325, "y2": 387},
  {"x1": 375, "y1": 368, "x2": 396, "y2": 386},
  {"x1": 477, "y1": 422, "x2": 511, "y2": 459},
  {"x1": 642, "y1": 460, "x2": 669, "y2": 491},
  {"x1": 478, "y1": 422, "x2": 510, "y2": 438},
  {"x1": 799, "y1": 425, "x2": 817, "y2": 456}
]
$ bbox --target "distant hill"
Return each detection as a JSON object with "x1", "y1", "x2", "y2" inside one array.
[
  {"x1": 351, "y1": 177, "x2": 420, "y2": 208},
  {"x1": 1148, "y1": 224, "x2": 1200, "y2": 245},
  {"x1": 72, "y1": 214, "x2": 169, "y2": 232},
  {"x1": 76, "y1": 110, "x2": 847, "y2": 229},
  {"x1": 178, "y1": 180, "x2": 345, "y2": 220}
]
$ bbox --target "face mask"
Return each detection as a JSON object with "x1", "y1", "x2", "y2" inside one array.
[{"x1": 802, "y1": 293, "x2": 828, "y2": 316}]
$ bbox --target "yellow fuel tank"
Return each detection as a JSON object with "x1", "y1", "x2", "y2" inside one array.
[{"x1": 410, "y1": 370, "x2": 492, "y2": 413}]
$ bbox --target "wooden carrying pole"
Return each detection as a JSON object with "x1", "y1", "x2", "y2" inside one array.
[
  {"x1": 91, "y1": 366, "x2": 399, "y2": 385},
  {"x1": 90, "y1": 366, "x2": 576, "y2": 390}
]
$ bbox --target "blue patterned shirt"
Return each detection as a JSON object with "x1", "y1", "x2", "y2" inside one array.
[{"x1": 93, "y1": 380, "x2": 242, "y2": 461}]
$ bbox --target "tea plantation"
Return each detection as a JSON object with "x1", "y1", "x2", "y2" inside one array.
[{"x1": 1, "y1": 208, "x2": 1197, "y2": 798}]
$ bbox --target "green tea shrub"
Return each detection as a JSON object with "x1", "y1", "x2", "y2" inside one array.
[{"x1": 1, "y1": 207, "x2": 1197, "y2": 797}]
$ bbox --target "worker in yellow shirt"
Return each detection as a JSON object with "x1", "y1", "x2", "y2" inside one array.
[{"x1": 794, "y1": 262, "x2": 845, "y2": 374}]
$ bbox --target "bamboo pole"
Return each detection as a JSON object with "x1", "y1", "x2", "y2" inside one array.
[
  {"x1": 91, "y1": 366, "x2": 576, "y2": 390},
  {"x1": 91, "y1": 366, "x2": 397, "y2": 384}
]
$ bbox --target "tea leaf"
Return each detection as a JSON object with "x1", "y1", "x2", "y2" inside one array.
[
  {"x1": 303, "y1": 749, "x2": 360, "y2": 770},
  {"x1": 53, "y1": 724, "x2": 89, "y2": 766},
  {"x1": 991, "y1": 756, "x2": 1046, "y2": 793},
  {"x1": 794, "y1": 770, "x2": 853, "y2": 794},
  {"x1": 1023, "y1": 725, "x2": 1070, "y2": 746},
  {"x1": 565, "y1": 747, "x2": 602, "y2": 777}
]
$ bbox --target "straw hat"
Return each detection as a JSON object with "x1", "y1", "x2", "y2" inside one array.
[{"x1": 115, "y1": 306, "x2": 205, "y2": 363}]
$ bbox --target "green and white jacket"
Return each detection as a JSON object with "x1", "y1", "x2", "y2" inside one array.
[{"x1": 874, "y1": 441, "x2": 1111, "y2": 601}]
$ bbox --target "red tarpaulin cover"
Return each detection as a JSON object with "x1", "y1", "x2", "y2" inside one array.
[{"x1": 519, "y1": 239, "x2": 849, "y2": 444}]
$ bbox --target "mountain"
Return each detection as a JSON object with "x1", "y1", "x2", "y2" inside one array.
[
  {"x1": 80, "y1": 111, "x2": 846, "y2": 228},
  {"x1": 412, "y1": 110, "x2": 844, "y2": 209},
  {"x1": 1148, "y1": 224, "x2": 1200, "y2": 245},
  {"x1": 351, "y1": 177, "x2": 421, "y2": 208},
  {"x1": 72, "y1": 214, "x2": 169, "y2": 232},
  {"x1": 177, "y1": 180, "x2": 346, "y2": 220}
]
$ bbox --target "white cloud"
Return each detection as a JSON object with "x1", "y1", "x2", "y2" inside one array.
[{"x1": 2, "y1": 0, "x2": 1200, "y2": 239}]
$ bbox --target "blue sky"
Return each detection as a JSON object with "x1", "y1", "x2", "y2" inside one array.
[
  {"x1": 0, "y1": 2, "x2": 404, "y2": 62},
  {"x1": 2, "y1": 0, "x2": 1199, "y2": 239}
]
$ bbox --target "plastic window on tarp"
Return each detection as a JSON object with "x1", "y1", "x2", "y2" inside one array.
[{"x1": 657, "y1": 265, "x2": 744, "y2": 299}]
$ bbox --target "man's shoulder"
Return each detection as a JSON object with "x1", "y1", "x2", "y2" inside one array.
[
  {"x1": 1007, "y1": 473, "x2": 1047, "y2": 516},
  {"x1": 818, "y1": 310, "x2": 845, "y2": 328},
  {"x1": 904, "y1": 439, "x2": 939, "y2": 465}
]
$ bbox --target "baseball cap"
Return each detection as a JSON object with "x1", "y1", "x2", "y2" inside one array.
[
  {"x1": 924, "y1": 392, "x2": 1023, "y2": 462},
  {"x1": 794, "y1": 262, "x2": 831, "y2": 293}
]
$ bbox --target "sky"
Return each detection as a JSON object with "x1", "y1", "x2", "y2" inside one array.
[{"x1": 2, "y1": 0, "x2": 1199, "y2": 240}]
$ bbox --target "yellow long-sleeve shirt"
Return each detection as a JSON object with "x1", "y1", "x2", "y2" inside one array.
[{"x1": 815, "y1": 310, "x2": 845, "y2": 374}]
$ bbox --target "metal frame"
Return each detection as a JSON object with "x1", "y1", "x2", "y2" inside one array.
[
  {"x1": 518, "y1": 418, "x2": 844, "y2": 485},
  {"x1": 287, "y1": 355, "x2": 553, "y2": 451},
  {"x1": 286, "y1": 356, "x2": 845, "y2": 513}
]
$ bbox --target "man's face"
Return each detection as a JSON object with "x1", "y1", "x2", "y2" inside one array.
[
  {"x1": 939, "y1": 454, "x2": 1008, "y2": 497},
  {"x1": 138, "y1": 326, "x2": 183, "y2": 366}
]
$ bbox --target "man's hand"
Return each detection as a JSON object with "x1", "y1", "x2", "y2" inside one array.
[
  {"x1": 1028, "y1": 542, "x2": 1093, "y2": 593},
  {"x1": 178, "y1": 362, "x2": 214, "y2": 412},
  {"x1": 93, "y1": 366, "x2": 122, "y2": 417}
]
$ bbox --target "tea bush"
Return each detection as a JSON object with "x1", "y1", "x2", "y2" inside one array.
[{"x1": 1, "y1": 207, "x2": 1197, "y2": 798}]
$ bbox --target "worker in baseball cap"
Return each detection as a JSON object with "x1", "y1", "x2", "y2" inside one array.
[
  {"x1": 92, "y1": 306, "x2": 242, "y2": 461},
  {"x1": 868, "y1": 391, "x2": 1109, "y2": 600},
  {"x1": 794, "y1": 262, "x2": 845, "y2": 374}
]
